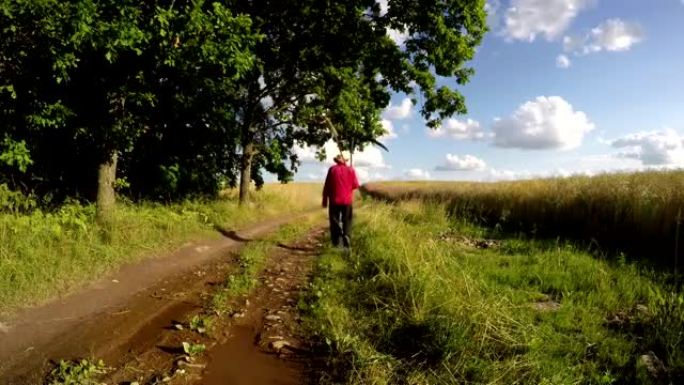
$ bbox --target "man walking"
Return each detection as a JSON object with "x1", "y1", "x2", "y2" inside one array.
[{"x1": 322, "y1": 152, "x2": 359, "y2": 248}]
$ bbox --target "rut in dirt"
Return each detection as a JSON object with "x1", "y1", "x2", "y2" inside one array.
[
  {"x1": 103, "y1": 226, "x2": 327, "y2": 385},
  {"x1": 201, "y1": 231, "x2": 326, "y2": 384}
]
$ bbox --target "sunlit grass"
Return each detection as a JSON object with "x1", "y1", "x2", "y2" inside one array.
[{"x1": 305, "y1": 200, "x2": 684, "y2": 384}]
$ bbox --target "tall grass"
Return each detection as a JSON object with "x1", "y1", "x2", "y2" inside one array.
[
  {"x1": 0, "y1": 183, "x2": 321, "y2": 315},
  {"x1": 363, "y1": 171, "x2": 684, "y2": 270},
  {"x1": 305, "y1": 200, "x2": 684, "y2": 384}
]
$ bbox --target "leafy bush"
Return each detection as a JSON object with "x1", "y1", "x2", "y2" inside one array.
[{"x1": 0, "y1": 184, "x2": 36, "y2": 213}]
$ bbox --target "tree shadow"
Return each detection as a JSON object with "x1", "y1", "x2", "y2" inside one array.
[
  {"x1": 276, "y1": 242, "x2": 316, "y2": 253},
  {"x1": 214, "y1": 225, "x2": 252, "y2": 243},
  {"x1": 156, "y1": 345, "x2": 185, "y2": 355}
]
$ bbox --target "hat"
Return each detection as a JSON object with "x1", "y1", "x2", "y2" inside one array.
[{"x1": 334, "y1": 151, "x2": 350, "y2": 163}]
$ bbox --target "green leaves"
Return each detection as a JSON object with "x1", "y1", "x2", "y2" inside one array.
[
  {"x1": 0, "y1": 137, "x2": 33, "y2": 173},
  {"x1": 0, "y1": 0, "x2": 262, "y2": 201},
  {"x1": 47, "y1": 359, "x2": 108, "y2": 385},
  {"x1": 363, "y1": 0, "x2": 487, "y2": 126},
  {"x1": 0, "y1": 0, "x2": 486, "y2": 204},
  {"x1": 0, "y1": 84, "x2": 16, "y2": 99},
  {"x1": 317, "y1": 66, "x2": 386, "y2": 156},
  {"x1": 26, "y1": 101, "x2": 74, "y2": 129},
  {"x1": 182, "y1": 341, "x2": 206, "y2": 356}
]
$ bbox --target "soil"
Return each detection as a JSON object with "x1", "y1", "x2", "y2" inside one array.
[
  {"x1": 104, "y1": 227, "x2": 325, "y2": 385},
  {"x1": 0, "y1": 212, "x2": 324, "y2": 385}
]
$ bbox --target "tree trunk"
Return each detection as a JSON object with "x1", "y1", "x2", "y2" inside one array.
[
  {"x1": 96, "y1": 152, "x2": 118, "y2": 223},
  {"x1": 239, "y1": 141, "x2": 255, "y2": 204}
]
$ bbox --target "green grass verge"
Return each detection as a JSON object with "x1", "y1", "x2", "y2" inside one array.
[
  {"x1": 305, "y1": 200, "x2": 684, "y2": 384},
  {"x1": 0, "y1": 184, "x2": 321, "y2": 315}
]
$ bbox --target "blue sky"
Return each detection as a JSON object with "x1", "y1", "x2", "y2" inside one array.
[{"x1": 293, "y1": 0, "x2": 684, "y2": 182}]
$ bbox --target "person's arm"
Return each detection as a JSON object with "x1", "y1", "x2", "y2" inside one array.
[{"x1": 322, "y1": 168, "x2": 331, "y2": 208}]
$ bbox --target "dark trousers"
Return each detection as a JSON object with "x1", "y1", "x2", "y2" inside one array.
[{"x1": 328, "y1": 204, "x2": 353, "y2": 248}]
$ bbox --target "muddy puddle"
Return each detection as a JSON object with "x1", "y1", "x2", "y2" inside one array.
[
  {"x1": 202, "y1": 325, "x2": 302, "y2": 385},
  {"x1": 199, "y1": 230, "x2": 326, "y2": 384}
]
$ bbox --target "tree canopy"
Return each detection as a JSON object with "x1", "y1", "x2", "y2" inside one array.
[{"x1": 0, "y1": 0, "x2": 487, "y2": 209}]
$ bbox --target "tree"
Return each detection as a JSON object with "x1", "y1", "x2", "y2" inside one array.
[
  {"x1": 230, "y1": 0, "x2": 487, "y2": 201},
  {"x1": 223, "y1": 0, "x2": 316, "y2": 202},
  {"x1": 0, "y1": 0, "x2": 486, "y2": 207},
  {"x1": 61, "y1": 0, "x2": 258, "y2": 219},
  {"x1": 0, "y1": 0, "x2": 259, "y2": 212}
]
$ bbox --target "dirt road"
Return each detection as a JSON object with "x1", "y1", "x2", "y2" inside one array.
[{"x1": 0, "y1": 212, "x2": 324, "y2": 384}]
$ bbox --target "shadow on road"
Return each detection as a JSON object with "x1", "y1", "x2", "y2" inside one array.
[
  {"x1": 214, "y1": 226, "x2": 252, "y2": 243},
  {"x1": 276, "y1": 243, "x2": 316, "y2": 252}
]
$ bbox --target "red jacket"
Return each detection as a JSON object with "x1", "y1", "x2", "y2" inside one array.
[{"x1": 323, "y1": 163, "x2": 360, "y2": 206}]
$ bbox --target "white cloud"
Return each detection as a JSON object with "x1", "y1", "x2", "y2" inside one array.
[
  {"x1": 353, "y1": 146, "x2": 388, "y2": 168},
  {"x1": 382, "y1": 98, "x2": 413, "y2": 120},
  {"x1": 257, "y1": 76, "x2": 274, "y2": 110},
  {"x1": 589, "y1": 19, "x2": 644, "y2": 52},
  {"x1": 294, "y1": 140, "x2": 388, "y2": 168},
  {"x1": 503, "y1": 0, "x2": 593, "y2": 41},
  {"x1": 556, "y1": 54, "x2": 571, "y2": 68},
  {"x1": 564, "y1": 19, "x2": 644, "y2": 55},
  {"x1": 377, "y1": 0, "x2": 388, "y2": 16},
  {"x1": 404, "y1": 168, "x2": 431, "y2": 180},
  {"x1": 387, "y1": 27, "x2": 410, "y2": 46},
  {"x1": 428, "y1": 118, "x2": 487, "y2": 140},
  {"x1": 356, "y1": 167, "x2": 388, "y2": 183},
  {"x1": 294, "y1": 143, "x2": 320, "y2": 163},
  {"x1": 355, "y1": 167, "x2": 369, "y2": 181},
  {"x1": 562, "y1": 35, "x2": 582, "y2": 52},
  {"x1": 492, "y1": 96, "x2": 595, "y2": 150},
  {"x1": 302, "y1": 165, "x2": 386, "y2": 183},
  {"x1": 485, "y1": 0, "x2": 502, "y2": 30},
  {"x1": 304, "y1": 168, "x2": 328, "y2": 181},
  {"x1": 372, "y1": 1, "x2": 409, "y2": 46},
  {"x1": 611, "y1": 128, "x2": 684, "y2": 166},
  {"x1": 435, "y1": 154, "x2": 487, "y2": 171},
  {"x1": 260, "y1": 95, "x2": 274, "y2": 110},
  {"x1": 380, "y1": 119, "x2": 398, "y2": 141}
]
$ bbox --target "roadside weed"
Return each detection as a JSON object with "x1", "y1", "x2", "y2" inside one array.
[
  {"x1": 47, "y1": 359, "x2": 108, "y2": 385},
  {"x1": 181, "y1": 341, "x2": 206, "y2": 357},
  {"x1": 188, "y1": 314, "x2": 212, "y2": 334}
]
